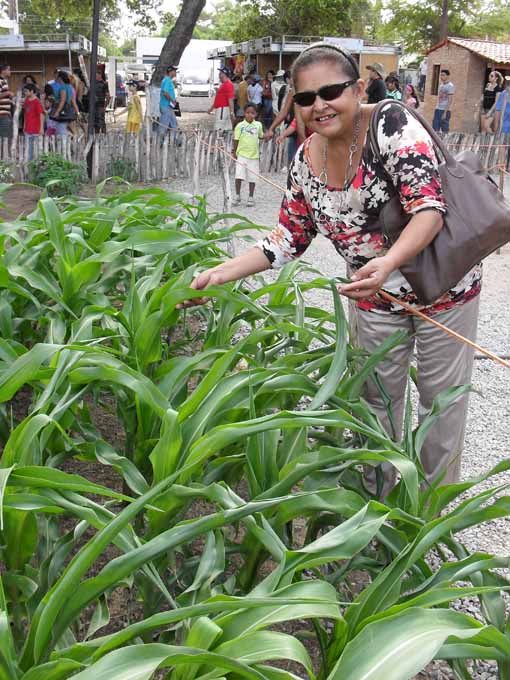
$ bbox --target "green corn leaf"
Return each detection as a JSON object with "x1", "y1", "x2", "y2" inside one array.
[
  {"x1": 149, "y1": 409, "x2": 182, "y2": 482},
  {"x1": 175, "y1": 618, "x2": 223, "y2": 680},
  {"x1": 19, "y1": 658, "x2": 84, "y2": 680},
  {"x1": 216, "y1": 581, "x2": 341, "y2": 642},
  {"x1": 283, "y1": 502, "x2": 389, "y2": 576},
  {"x1": 328, "y1": 608, "x2": 492, "y2": 680},
  {"x1": 0, "y1": 466, "x2": 14, "y2": 529},
  {"x1": 308, "y1": 282, "x2": 348, "y2": 410},
  {"x1": 70, "y1": 643, "x2": 269, "y2": 680},
  {"x1": 0, "y1": 608, "x2": 20, "y2": 680},
  {"x1": 89, "y1": 590, "x2": 342, "y2": 661},
  {"x1": 213, "y1": 631, "x2": 314, "y2": 676},
  {"x1": 7, "y1": 467, "x2": 132, "y2": 504},
  {"x1": 84, "y1": 597, "x2": 110, "y2": 641}
]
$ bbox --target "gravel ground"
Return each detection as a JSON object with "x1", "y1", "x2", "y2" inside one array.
[{"x1": 166, "y1": 171, "x2": 510, "y2": 680}]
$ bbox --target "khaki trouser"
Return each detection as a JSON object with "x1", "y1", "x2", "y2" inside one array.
[{"x1": 357, "y1": 296, "x2": 480, "y2": 496}]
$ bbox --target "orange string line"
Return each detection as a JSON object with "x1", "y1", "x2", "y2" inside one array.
[{"x1": 379, "y1": 292, "x2": 510, "y2": 369}]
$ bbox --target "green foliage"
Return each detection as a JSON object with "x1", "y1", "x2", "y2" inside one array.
[
  {"x1": 0, "y1": 186, "x2": 509, "y2": 679},
  {"x1": 27, "y1": 153, "x2": 87, "y2": 197},
  {"x1": 106, "y1": 157, "x2": 138, "y2": 182},
  {"x1": 375, "y1": 0, "x2": 509, "y2": 52},
  {"x1": 0, "y1": 161, "x2": 13, "y2": 184},
  {"x1": 208, "y1": 0, "x2": 357, "y2": 42}
]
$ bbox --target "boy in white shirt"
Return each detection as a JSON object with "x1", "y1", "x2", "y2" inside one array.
[{"x1": 233, "y1": 102, "x2": 264, "y2": 207}]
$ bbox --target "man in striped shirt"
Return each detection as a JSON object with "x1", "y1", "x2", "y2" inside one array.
[{"x1": 0, "y1": 64, "x2": 14, "y2": 139}]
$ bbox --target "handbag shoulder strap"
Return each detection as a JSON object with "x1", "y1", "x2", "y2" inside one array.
[{"x1": 368, "y1": 99, "x2": 456, "y2": 169}]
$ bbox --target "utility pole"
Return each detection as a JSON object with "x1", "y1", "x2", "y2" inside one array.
[
  {"x1": 439, "y1": 0, "x2": 448, "y2": 40},
  {"x1": 87, "y1": 0, "x2": 101, "y2": 177}
]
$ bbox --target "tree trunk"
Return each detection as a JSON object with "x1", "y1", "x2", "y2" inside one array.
[
  {"x1": 151, "y1": 0, "x2": 207, "y2": 86},
  {"x1": 439, "y1": 0, "x2": 448, "y2": 40}
]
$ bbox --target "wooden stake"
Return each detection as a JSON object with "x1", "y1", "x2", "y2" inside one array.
[
  {"x1": 192, "y1": 128, "x2": 200, "y2": 197},
  {"x1": 218, "y1": 137, "x2": 234, "y2": 256},
  {"x1": 145, "y1": 87, "x2": 152, "y2": 182}
]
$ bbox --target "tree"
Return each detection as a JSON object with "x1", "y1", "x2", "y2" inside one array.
[
  {"x1": 151, "y1": 0, "x2": 207, "y2": 86},
  {"x1": 218, "y1": 0, "x2": 356, "y2": 42},
  {"x1": 465, "y1": 0, "x2": 510, "y2": 41},
  {"x1": 375, "y1": 0, "x2": 482, "y2": 52},
  {"x1": 14, "y1": 0, "x2": 158, "y2": 40}
]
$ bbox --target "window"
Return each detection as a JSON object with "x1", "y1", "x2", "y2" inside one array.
[{"x1": 431, "y1": 65, "x2": 441, "y2": 95}]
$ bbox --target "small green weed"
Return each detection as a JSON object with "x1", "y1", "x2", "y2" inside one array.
[
  {"x1": 27, "y1": 152, "x2": 87, "y2": 196},
  {"x1": 0, "y1": 159, "x2": 13, "y2": 182},
  {"x1": 106, "y1": 156, "x2": 138, "y2": 182}
]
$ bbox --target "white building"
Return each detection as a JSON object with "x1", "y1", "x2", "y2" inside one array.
[{"x1": 136, "y1": 37, "x2": 231, "y2": 80}]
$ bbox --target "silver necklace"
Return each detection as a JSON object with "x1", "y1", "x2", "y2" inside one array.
[{"x1": 318, "y1": 112, "x2": 362, "y2": 211}]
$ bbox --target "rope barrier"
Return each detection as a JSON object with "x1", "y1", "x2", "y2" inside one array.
[{"x1": 154, "y1": 114, "x2": 509, "y2": 368}]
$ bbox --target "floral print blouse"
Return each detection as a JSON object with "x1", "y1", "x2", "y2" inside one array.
[{"x1": 257, "y1": 101, "x2": 482, "y2": 315}]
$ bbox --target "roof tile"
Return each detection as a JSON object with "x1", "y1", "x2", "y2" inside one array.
[{"x1": 443, "y1": 37, "x2": 510, "y2": 65}]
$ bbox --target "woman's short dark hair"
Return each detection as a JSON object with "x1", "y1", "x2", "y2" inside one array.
[
  {"x1": 57, "y1": 70, "x2": 70, "y2": 84},
  {"x1": 440, "y1": 69, "x2": 450, "y2": 76},
  {"x1": 291, "y1": 43, "x2": 360, "y2": 89}
]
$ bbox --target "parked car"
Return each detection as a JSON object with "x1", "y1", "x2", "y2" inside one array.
[
  {"x1": 115, "y1": 74, "x2": 127, "y2": 107},
  {"x1": 178, "y1": 75, "x2": 211, "y2": 97}
]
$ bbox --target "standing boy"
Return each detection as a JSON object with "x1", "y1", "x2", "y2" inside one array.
[
  {"x1": 233, "y1": 102, "x2": 263, "y2": 207},
  {"x1": 23, "y1": 84, "x2": 44, "y2": 160},
  {"x1": 433, "y1": 69, "x2": 455, "y2": 133}
]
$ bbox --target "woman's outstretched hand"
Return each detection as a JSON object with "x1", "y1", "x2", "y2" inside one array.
[
  {"x1": 176, "y1": 247, "x2": 272, "y2": 309},
  {"x1": 338, "y1": 256, "x2": 394, "y2": 300},
  {"x1": 177, "y1": 266, "x2": 228, "y2": 309}
]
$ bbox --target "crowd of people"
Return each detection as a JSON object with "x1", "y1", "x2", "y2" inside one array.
[{"x1": 0, "y1": 63, "x2": 114, "y2": 157}]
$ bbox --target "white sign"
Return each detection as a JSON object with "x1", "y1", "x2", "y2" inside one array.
[
  {"x1": 0, "y1": 34, "x2": 24, "y2": 49},
  {"x1": 324, "y1": 37, "x2": 364, "y2": 53}
]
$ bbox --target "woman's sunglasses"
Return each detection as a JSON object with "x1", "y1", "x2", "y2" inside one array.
[{"x1": 293, "y1": 80, "x2": 356, "y2": 107}]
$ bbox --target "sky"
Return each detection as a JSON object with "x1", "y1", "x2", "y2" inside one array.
[{"x1": 116, "y1": 0, "x2": 218, "y2": 41}]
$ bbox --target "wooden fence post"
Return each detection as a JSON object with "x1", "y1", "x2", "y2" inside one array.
[
  {"x1": 192, "y1": 128, "x2": 201, "y2": 196},
  {"x1": 10, "y1": 90, "x2": 21, "y2": 161},
  {"x1": 145, "y1": 87, "x2": 152, "y2": 182},
  {"x1": 218, "y1": 137, "x2": 234, "y2": 256}
]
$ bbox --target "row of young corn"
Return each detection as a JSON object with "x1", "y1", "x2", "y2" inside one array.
[{"x1": 0, "y1": 183, "x2": 509, "y2": 680}]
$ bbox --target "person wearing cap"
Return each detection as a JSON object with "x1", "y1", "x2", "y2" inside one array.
[
  {"x1": 365, "y1": 63, "x2": 386, "y2": 103},
  {"x1": 271, "y1": 69, "x2": 286, "y2": 116},
  {"x1": 159, "y1": 65, "x2": 178, "y2": 138},
  {"x1": 208, "y1": 67, "x2": 235, "y2": 132}
]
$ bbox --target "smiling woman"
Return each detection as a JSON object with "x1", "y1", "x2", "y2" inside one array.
[{"x1": 183, "y1": 42, "x2": 482, "y2": 497}]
